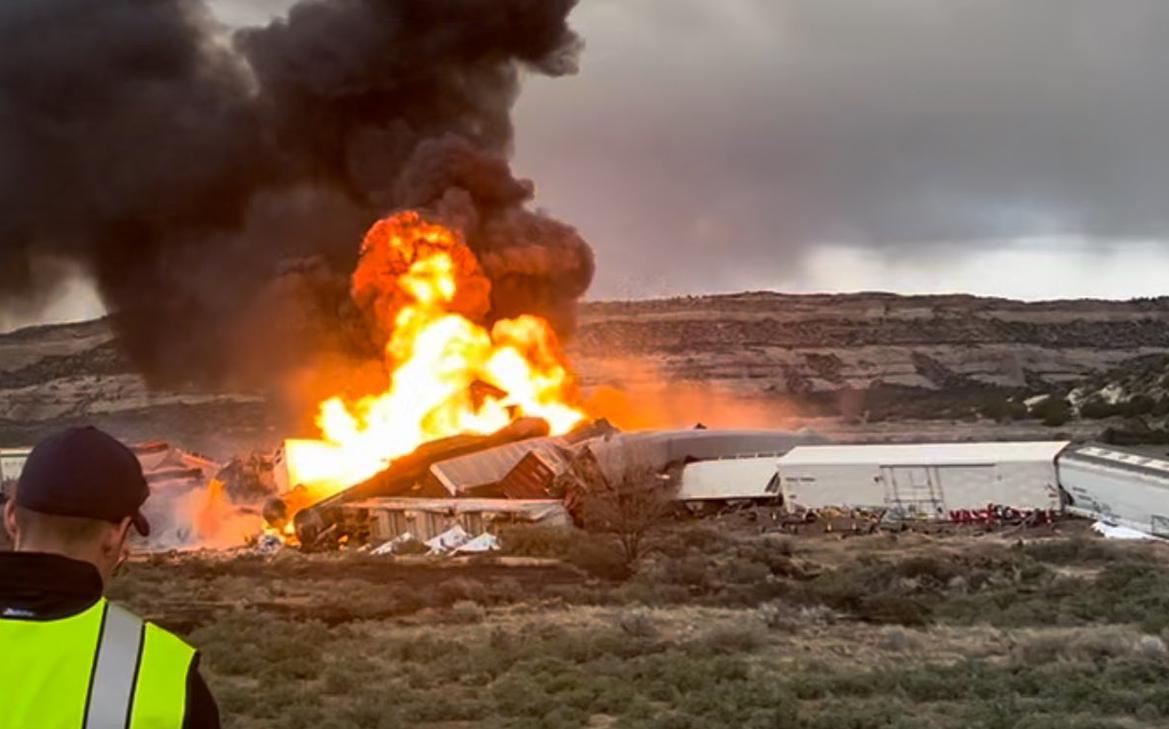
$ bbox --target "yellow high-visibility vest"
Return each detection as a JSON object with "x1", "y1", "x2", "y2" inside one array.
[{"x1": 0, "y1": 597, "x2": 194, "y2": 729}]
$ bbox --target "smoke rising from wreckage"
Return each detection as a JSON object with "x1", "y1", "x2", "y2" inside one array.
[{"x1": 0, "y1": 0, "x2": 592, "y2": 390}]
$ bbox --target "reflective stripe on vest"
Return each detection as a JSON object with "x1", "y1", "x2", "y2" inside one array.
[
  {"x1": 87, "y1": 602, "x2": 144, "y2": 727},
  {"x1": 0, "y1": 597, "x2": 195, "y2": 729}
]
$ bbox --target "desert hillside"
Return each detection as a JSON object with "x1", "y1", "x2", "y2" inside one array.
[
  {"x1": 4, "y1": 291, "x2": 1169, "y2": 452},
  {"x1": 570, "y1": 292, "x2": 1169, "y2": 394}
]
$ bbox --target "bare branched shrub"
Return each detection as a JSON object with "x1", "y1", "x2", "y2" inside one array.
[{"x1": 573, "y1": 459, "x2": 674, "y2": 566}]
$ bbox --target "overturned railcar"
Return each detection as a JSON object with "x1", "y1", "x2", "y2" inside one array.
[
  {"x1": 1057, "y1": 444, "x2": 1169, "y2": 537},
  {"x1": 778, "y1": 442, "x2": 1069, "y2": 519}
]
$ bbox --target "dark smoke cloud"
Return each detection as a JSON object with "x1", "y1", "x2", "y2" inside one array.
[
  {"x1": 396, "y1": 135, "x2": 593, "y2": 330},
  {"x1": 0, "y1": 0, "x2": 588, "y2": 385}
]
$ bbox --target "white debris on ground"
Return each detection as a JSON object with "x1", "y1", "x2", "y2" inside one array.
[
  {"x1": 363, "y1": 525, "x2": 502, "y2": 556},
  {"x1": 1023, "y1": 393, "x2": 1051, "y2": 409},
  {"x1": 254, "y1": 534, "x2": 284, "y2": 554},
  {"x1": 453, "y1": 532, "x2": 500, "y2": 554},
  {"x1": 371, "y1": 532, "x2": 418, "y2": 556},
  {"x1": 425, "y1": 524, "x2": 473, "y2": 554},
  {"x1": 1092, "y1": 521, "x2": 1160, "y2": 540}
]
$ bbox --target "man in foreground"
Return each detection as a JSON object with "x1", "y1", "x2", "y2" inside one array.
[{"x1": 0, "y1": 426, "x2": 220, "y2": 729}]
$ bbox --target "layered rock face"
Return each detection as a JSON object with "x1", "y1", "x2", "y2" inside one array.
[{"x1": 4, "y1": 292, "x2": 1169, "y2": 450}]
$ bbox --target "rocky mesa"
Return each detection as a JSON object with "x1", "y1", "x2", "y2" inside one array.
[{"x1": 4, "y1": 291, "x2": 1169, "y2": 451}]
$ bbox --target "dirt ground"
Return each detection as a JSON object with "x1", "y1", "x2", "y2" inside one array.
[{"x1": 99, "y1": 518, "x2": 1169, "y2": 729}]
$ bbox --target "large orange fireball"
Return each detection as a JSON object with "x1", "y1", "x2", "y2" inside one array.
[{"x1": 284, "y1": 212, "x2": 585, "y2": 501}]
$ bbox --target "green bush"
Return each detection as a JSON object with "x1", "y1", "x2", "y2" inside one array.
[
  {"x1": 980, "y1": 396, "x2": 1029, "y2": 422},
  {"x1": 617, "y1": 609, "x2": 660, "y2": 638},
  {"x1": 727, "y1": 560, "x2": 772, "y2": 584},
  {"x1": 1031, "y1": 396, "x2": 1073, "y2": 426},
  {"x1": 498, "y1": 525, "x2": 585, "y2": 558},
  {"x1": 436, "y1": 577, "x2": 487, "y2": 605},
  {"x1": 660, "y1": 555, "x2": 717, "y2": 590},
  {"x1": 1079, "y1": 397, "x2": 1118, "y2": 419},
  {"x1": 698, "y1": 625, "x2": 766, "y2": 654},
  {"x1": 567, "y1": 538, "x2": 631, "y2": 580}
]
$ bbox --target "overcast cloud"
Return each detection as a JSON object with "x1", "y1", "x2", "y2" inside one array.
[
  {"x1": 509, "y1": 0, "x2": 1169, "y2": 298},
  {"x1": 23, "y1": 0, "x2": 1169, "y2": 329}
]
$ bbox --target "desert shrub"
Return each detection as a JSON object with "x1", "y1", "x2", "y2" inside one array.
[
  {"x1": 855, "y1": 594, "x2": 931, "y2": 626},
  {"x1": 656, "y1": 524, "x2": 737, "y2": 557},
  {"x1": 390, "y1": 589, "x2": 428, "y2": 615},
  {"x1": 1136, "y1": 634, "x2": 1168, "y2": 660},
  {"x1": 727, "y1": 559, "x2": 772, "y2": 584},
  {"x1": 796, "y1": 559, "x2": 934, "y2": 626},
  {"x1": 209, "y1": 682, "x2": 258, "y2": 716},
  {"x1": 1122, "y1": 395, "x2": 1158, "y2": 417},
  {"x1": 697, "y1": 625, "x2": 766, "y2": 654},
  {"x1": 980, "y1": 396, "x2": 1030, "y2": 422},
  {"x1": 1064, "y1": 563, "x2": 1169, "y2": 629},
  {"x1": 567, "y1": 538, "x2": 631, "y2": 580},
  {"x1": 487, "y1": 577, "x2": 526, "y2": 604},
  {"x1": 449, "y1": 599, "x2": 486, "y2": 624},
  {"x1": 1018, "y1": 536, "x2": 1137, "y2": 566},
  {"x1": 618, "y1": 609, "x2": 660, "y2": 638},
  {"x1": 767, "y1": 534, "x2": 796, "y2": 557},
  {"x1": 391, "y1": 537, "x2": 429, "y2": 555},
  {"x1": 498, "y1": 525, "x2": 584, "y2": 558},
  {"x1": 800, "y1": 700, "x2": 929, "y2": 729},
  {"x1": 436, "y1": 577, "x2": 487, "y2": 604},
  {"x1": 895, "y1": 555, "x2": 962, "y2": 585},
  {"x1": 659, "y1": 555, "x2": 717, "y2": 590},
  {"x1": 321, "y1": 665, "x2": 359, "y2": 695},
  {"x1": 390, "y1": 634, "x2": 463, "y2": 663},
  {"x1": 609, "y1": 580, "x2": 692, "y2": 607},
  {"x1": 759, "y1": 601, "x2": 791, "y2": 630},
  {"x1": 500, "y1": 523, "x2": 631, "y2": 580},
  {"x1": 1013, "y1": 719, "x2": 1128, "y2": 729},
  {"x1": 1031, "y1": 396, "x2": 1072, "y2": 426},
  {"x1": 1079, "y1": 397, "x2": 1118, "y2": 419},
  {"x1": 190, "y1": 611, "x2": 324, "y2": 679},
  {"x1": 1013, "y1": 628, "x2": 1135, "y2": 666},
  {"x1": 541, "y1": 583, "x2": 599, "y2": 605},
  {"x1": 877, "y1": 628, "x2": 918, "y2": 653}
]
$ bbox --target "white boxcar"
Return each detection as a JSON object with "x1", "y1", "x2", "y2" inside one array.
[
  {"x1": 777, "y1": 442, "x2": 1069, "y2": 519},
  {"x1": 0, "y1": 447, "x2": 31, "y2": 488},
  {"x1": 1, "y1": 447, "x2": 31, "y2": 501},
  {"x1": 676, "y1": 456, "x2": 784, "y2": 502},
  {"x1": 1057, "y1": 445, "x2": 1169, "y2": 537}
]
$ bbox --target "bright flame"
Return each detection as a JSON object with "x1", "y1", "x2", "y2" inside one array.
[{"x1": 284, "y1": 212, "x2": 585, "y2": 502}]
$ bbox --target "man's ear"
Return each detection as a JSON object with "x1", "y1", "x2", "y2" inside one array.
[
  {"x1": 103, "y1": 516, "x2": 134, "y2": 558},
  {"x1": 3, "y1": 499, "x2": 16, "y2": 541}
]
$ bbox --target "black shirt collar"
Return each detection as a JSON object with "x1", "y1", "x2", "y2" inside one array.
[{"x1": 0, "y1": 551, "x2": 104, "y2": 620}]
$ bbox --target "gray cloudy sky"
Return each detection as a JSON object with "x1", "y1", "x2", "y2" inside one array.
[
  {"x1": 10, "y1": 0, "x2": 1169, "y2": 331},
  {"x1": 509, "y1": 0, "x2": 1169, "y2": 299}
]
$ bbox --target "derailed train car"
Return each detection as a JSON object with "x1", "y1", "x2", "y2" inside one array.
[
  {"x1": 676, "y1": 441, "x2": 1070, "y2": 519},
  {"x1": 777, "y1": 442, "x2": 1069, "y2": 519},
  {"x1": 1057, "y1": 444, "x2": 1169, "y2": 537}
]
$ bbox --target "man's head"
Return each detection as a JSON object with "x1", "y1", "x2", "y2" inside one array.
[{"x1": 3, "y1": 427, "x2": 150, "y2": 585}]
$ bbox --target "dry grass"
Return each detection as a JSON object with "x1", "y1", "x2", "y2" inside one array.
[{"x1": 100, "y1": 522, "x2": 1169, "y2": 728}]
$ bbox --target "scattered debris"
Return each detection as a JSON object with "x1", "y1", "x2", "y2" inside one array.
[
  {"x1": 426, "y1": 524, "x2": 472, "y2": 554},
  {"x1": 1092, "y1": 521, "x2": 1159, "y2": 540},
  {"x1": 344, "y1": 497, "x2": 570, "y2": 545},
  {"x1": 453, "y1": 532, "x2": 501, "y2": 554},
  {"x1": 254, "y1": 534, "x2": 284, "y2": 554},
  {"x1": 371, "y1": 532, "x2": 420, "y2": 556}
]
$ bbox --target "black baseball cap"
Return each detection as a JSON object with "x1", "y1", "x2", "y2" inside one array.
[{"x1": 16, "y1": 426, "x2": 151, "y2": 536}]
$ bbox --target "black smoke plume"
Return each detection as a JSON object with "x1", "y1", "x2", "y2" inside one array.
[{"x1": 0, "y1": 0, "x2": 590, "y2": 386}]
